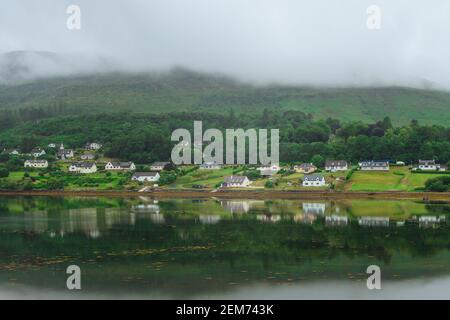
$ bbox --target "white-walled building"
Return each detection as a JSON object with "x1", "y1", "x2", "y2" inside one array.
[
  {"x1": 302, "y1": 174, "x2": 326, "y2": 187},
  {"x1": 68, "y1": 162, "x2": 97, "y2": 174},
  {"x1": 150, "y1": 162, "x2": 170, "y2": 171},
  {"x1": 325, "y1": 160, "x2": 348, "y2": 172},
  {"x1": 199, "y1": 162, "x2": 222, "y2": 170},
  {"x1": 105, "y1": 161, "x2": 136, "y2": 171},
  {"x1": 131, "y1": 172, "x2": 160, "y2": 182},
  {"x1": 58, "y1": 149, "x2": 74, "y2": 160},
  {"x1": 24, "y1": 159, "x2": 48, "y2": 169},
  {"x1": 418, "y1": 160, "x2": 438, "y2": 171},
  {"x1": 222, "y1": 176, "x2": 251, "y2": 188},
  {"x1": 84, "y1": 142, "x2": 102, "y2": 150},
  {"x1": 359, "y1": 161, "x2": 389, "y2": 171},
  {"x1": 31, "y1": 148, "x2": 46, "y2": 158}
]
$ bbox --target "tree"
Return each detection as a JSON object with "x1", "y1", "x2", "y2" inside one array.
[
  {"x1": 0, "y1": 167, "x2": 9, "y2": 178},
  {"x1": 311, "y1": 154, "x2": 325, "y2": 168}
]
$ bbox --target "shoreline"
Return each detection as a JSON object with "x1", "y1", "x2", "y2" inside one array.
[{"x1": 0, "y1": 189, "x2": 449, "y2": 201}]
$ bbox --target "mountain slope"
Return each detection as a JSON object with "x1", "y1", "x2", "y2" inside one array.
[{"x1": 0, "y1": 68, "x2": 449, "y2": 126}]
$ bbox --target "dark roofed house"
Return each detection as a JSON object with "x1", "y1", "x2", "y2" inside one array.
[
  {"x1": 57, "y1": 149, "x2": 74, "y2": 160},
  {"x1": 359, "y1": 160, "x2": 389, "y2": 171},
  {"x1": 132, "y1": 172, "x2": 160, "y2": 182},
  {"x1": 325, "y1": 160, "x2": 348, "y2": 172},
  {"x1": 294, "y1": 163, "x2": 317, "y2": 174},
  {"x1": 150, "y1": 162, "x2": 171, "y2": 171},
  {"x1": 418, "y1": 160, "x2": 438, "y2": 171},
  {"x1": 302, "y1": 174, "x2": 326, "y2": 187},
  {"x1": 105, "y1": 161, "x2": 136, "y2": 171},
  {"x1": 222, "y1": 176, "x2": 251, "y2": 188}
]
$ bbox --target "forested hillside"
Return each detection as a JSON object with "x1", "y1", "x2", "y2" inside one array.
[{"x1": 0, "y1": 69, "x2": 450, "y2": 128}]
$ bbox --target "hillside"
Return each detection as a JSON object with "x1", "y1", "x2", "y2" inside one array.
[{"x1": 0, "y1": 68, "x2": 450, "y2": 126}]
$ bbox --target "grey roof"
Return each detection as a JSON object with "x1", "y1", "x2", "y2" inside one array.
[
  {"x1": 297, "y1": 163, "x2": 316, "y2": 169},
  {"x1": 224, "y1": 176, "x2": 248, "y2": 184},
  {"x1": 26, "y1": 159, "x2": 47, "y2": 163},
  {"x1": 419, "y1": 160, "x2": 436, "y2": 165},
  {"x1": 133, "y1": 172, "x2": 158, "y2": 177},
  {"x1": 325, "y1": 160, "x2": 348, "y2": 167},
  {"x1": 110, "y1": 161, "x2": 134, "y2": 168},
  {"x1": 360, "y1": 160, "x2": 389, "y2": 167},
  {"x1": 152, "y1": 162, "x2": 170, "y2": 166},
  {"x1": 303, "y1": 174, "x2": 325, "y2": 182},
  {"x1": 58, "y1": 149, "x2": 73, "y2": 155},
  {"x1": 70, "y1": 162, "x2": 96, "y2": 168}
]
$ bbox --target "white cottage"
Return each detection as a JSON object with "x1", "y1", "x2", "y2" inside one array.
[
  {"x1": 105, "y1": 161, "x2": 136, "y2": 171},
  {"x1": 68, "y1": 162, "x2": 97, "y2": 174},
  {"x1": 325, "y1": 160, "x2": 348, "y2": 172},
  {"x1": 302, "y1": 174, "x2": 326, "y2": 187},
  {"x1": 359, "y1": 160, "x2": 389, "y2": 171},
  {"x1": 132, "y1": 172, "x2": 160, "y2": 182},
  {"x1": 222, "y1": 176, "x2": 251, "y2": 188},
  {"x1": 24, "y1": 159, "x2": 48, "y2": 169},
  {"x1": 31, "y1": 148, "x2": 46, "y2": 158}
]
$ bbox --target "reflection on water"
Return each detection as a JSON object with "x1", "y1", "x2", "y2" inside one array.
[{"x1": 0, "y1": 196, "x2": 449, "y2": 299}]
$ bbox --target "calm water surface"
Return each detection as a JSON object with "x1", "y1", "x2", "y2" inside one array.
[{"x1": 0, "y1": 196, "x2": 449, "y2": 299}]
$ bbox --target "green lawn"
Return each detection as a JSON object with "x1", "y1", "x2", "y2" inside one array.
[{"x1": 347, "y1": 167, "x2": 448, "y2": 191}]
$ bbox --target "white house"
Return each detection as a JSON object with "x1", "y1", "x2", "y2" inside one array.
[
  {"x1": 132, "y1": 172, "x2": 160, "y2": 182},
  {"x1": 24, "y1": 159, "x2": 48, "y2": 169},
  {"x1": 302, "y1": 174, "x2": 326, "y2": 187},
  {"x1": 294, "y1": 163, "x2": 316, "y2": 174},
  {"x1": 222, "y1": 176, "x2": 251, "y2": 188},
  {"x1": 325, "y1": 160, "x2": 348, "y2": 172},
  {"x1": 6, "y1": 149, "x2": 20, "y2": 155},
  {"x1": 105, "y1": 161, "x2": 136, "y2": 171},
  {"x1": 150, "y1": 162, "x2": 170, "y2": 171},
  {"x1": 257, "y1": 164, "x2": 280, "y2": 172},
  {"x1": 48, "y1": 143, "x2": 57, "y2": 148},
  {"x1": 84, "y1": 142, "x2": 102, "y2": 150},
  {"x1": 199, "y1": 162, "x2": 222, "y2": 170},
  {"x1": 359, "y1": 160, "x2": 389, "y2": 171},
  {"x1": 418, "y1": 160, "x2": 438, "y2": 171},
  {"x1": 31, "y1": 148, "x2": 46, "y2": 158},
  {"x1": 80, "y1": 153, "x2": 95, "y2": 160},
  {"x1": 68, "y1": 162, "x2": 97, "y2": 174},
  {"x1": 58, "y1": 149, "x2": 74, "y2": 160}
]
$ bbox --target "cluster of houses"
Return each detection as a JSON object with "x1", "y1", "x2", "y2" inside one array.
[{"x1": 4, "y1": 141, "x2": 448, "y2": 188}]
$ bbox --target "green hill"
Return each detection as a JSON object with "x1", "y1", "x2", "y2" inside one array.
[{"x1": 0, "y1": 68, "x2": 449, "y2": 126}]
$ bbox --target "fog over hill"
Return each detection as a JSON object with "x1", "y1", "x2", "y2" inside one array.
[{"x1": 1, "y1": 1, "x2": 450, "y2": 89}]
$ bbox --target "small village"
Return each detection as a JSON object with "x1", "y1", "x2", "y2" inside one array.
[{"x1": 1, "y1": 142, "x2": 448, "y2": 192}]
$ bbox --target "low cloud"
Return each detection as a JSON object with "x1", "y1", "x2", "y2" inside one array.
[{"x1": 1, "y1": 0, "x2": 450, "y2": 89}]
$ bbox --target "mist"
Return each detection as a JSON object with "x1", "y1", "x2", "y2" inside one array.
[{"x1": 1, "y1": 0, "x2": 450, "y2": 89}]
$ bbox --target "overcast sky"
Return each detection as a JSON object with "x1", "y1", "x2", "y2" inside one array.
[{"x1": 1, "y1": 0, "x2": 450, "y2": 88}]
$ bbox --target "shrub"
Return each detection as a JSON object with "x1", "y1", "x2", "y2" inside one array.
[
  {"x1": 0, "y1": 167, "x2": 9, "y2": 178},
  {"x1": 425, "y1": 176, "x2": 450, "y2": 192}
]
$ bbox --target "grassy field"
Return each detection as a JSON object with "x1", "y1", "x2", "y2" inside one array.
[
  {"x1": 1, "y1": 69, "x2": 450, "y2": 126},
  {"x1": 346, "y1": 166, "x2": 448, "y2": 192},
  {"x1": 2, "y1": 163, "x2": 448, "y2": 192}
]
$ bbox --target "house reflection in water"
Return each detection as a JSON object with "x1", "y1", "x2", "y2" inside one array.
[
  {"x1": 104, "y1": 208, "x2": 136, "y2": 228},
  {"x1": 220, "y1": 200, "x2": 251, "y2": 214},
  {"x1": 325, "y1": 215, "x2": 348, "y2": 227},
  {"x1": 418, "y1": 215, "x2": 446, "y2": 228},
  {"x1": 24, "y1": 210, "x2": 48, "y2": 234},
  {"x1": 199, "y1": 215, "x2": 221, "y2": 224},
  {"x1": 257, "y1": 214, "x2": 281, "y2": 223},
  {"x1": 62, "y1": 208, "x2": 100, "y2": 238},
  {"x1": 302, "y1": 203, "x2": 326, "y2": 215},
  {"x1": 358, "y1": 216, "x2": 390, "y2": 227},
  {"x1": 131, "y1": 203, "x2": 164, "y2": 223},
  {"x1": 294, "y1": 213, "x2": 317, "y2": 224}
]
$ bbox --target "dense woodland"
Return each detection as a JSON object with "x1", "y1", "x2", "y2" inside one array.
[{"x1": 0, "y1": 109, "x2": 449, "y2": 166}]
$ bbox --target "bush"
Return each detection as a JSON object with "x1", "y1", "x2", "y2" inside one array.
[
  {"x1": 47, "y1": 178, "x2": 64, "y2": 190},
  {"x1": 425, "y1": 176, "x2": 450, "y2": 192},
  {"x1": 0, "y1": 167, "x2": 9, "y2": 178},
  {"x1": 265, "y1": 180, "x2": 274, "y2": 188}
]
